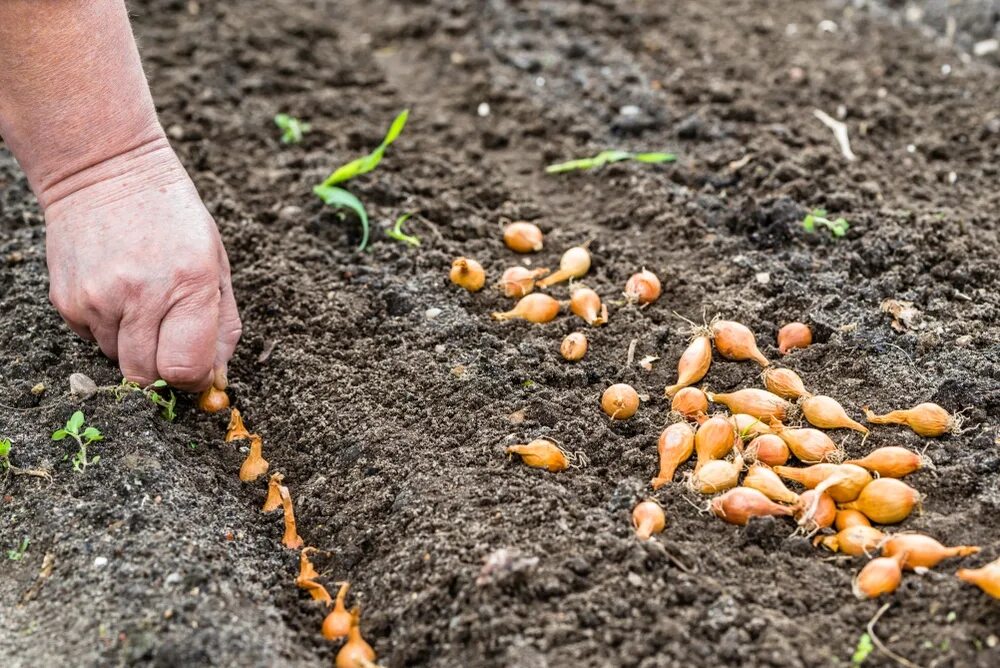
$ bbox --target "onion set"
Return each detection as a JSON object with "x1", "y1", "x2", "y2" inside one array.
[
  {"x1": 450, "y1": 257, "x2": 486, "y2": 292},
  {"x1": 694, "y1": 416, "x2": 736, "y2": 470},
  {"x1": 560, "y1": 333, "x2": 588, "y2": 361},
  {"x1": 844, "y1": 447, "x2": 925, "y2": 478},
  {"x1": 881, "y1": 534, "x2": 979, "y2": 571},
  {"x1": 601, "y1": 383, "x2": 639, "y2": 420},
  {"x1": 491, "y1": 293, "x2": 560, "y2": 323},
  {"x1": 503, "y1": 222, "x2": 544, "y2": 253},
  {"x1": 771, "y1": 421, "x2": 840, "y2": 463},
  {"x1": 506, "y1": 439, "x2": 569, "y2": 472},
  {"x1": 279, "y1": 485, "x2": 304, "y2": 549},
  {"x1": 864, "y1": 402, "x2": 960, "y2": 437},
  {"x1": 569, "y1": 286, "x2": 608, "y2": 326},
  {"x1": 499, "y1": 266, "x2": 549, "y2": 297},
  {"x1": 199, "y1": 386, "x2": 230, "y2": 414},
  {"x1": 840, "y1": 478, "x2": 921, "y2": 525},
  {"x1": 711, "y1": 487, "x2": 795, "y2": 525},
  {"x1": 537, "y1": 246, "x2": 591, "y2": 287},
  {"x1": 773, "y1": 463, "x2": 872, "y2": 503},
  {"x1": 624, "y1": 269, "x2": 661, "y2": 305},
  {"x1": 322, "y1": 582, "x2": 353, "y2": 640},
  {"x1": 744, "y1": 434, "x2": 789, "y2": 466},
  {"x1": 711, "y1": 320, "x2": 769, "y2": 367},
  {"x1": 743, "y1": 464, "x2": 798, "y2": 504},
  {"x1": 632, "y1": 500, "x2": 666, "y2": 539},
  {"x1": 707, "y1": 388, "x2": 789, "y2": 421},
  {"x1": 651, "y1": 422, "x2": 694, "y2": 489},
  {"x1": 853, "y1": 551, "x2": 907, "y2": 599},
  {"x1": 730, "y1": 414, "x2": 775, "y2": 441},
  {"x1": 226, "y1": 408, "x2": 251, "y2": 442},
  {"x1": 957, "y1": 558, "x2": 1000, "y2": 599},
  {"x1": 263, "y1": 472, "x2": 284, "y2": 512},
  {"x1": 777, "y1": 322, "x2": 812, "y2": 354},
  {"x1": 799, "y1": 395, "x2": 868, "y2": 434},
  {"x1": 664, "y1": 333, "x2": 712, "y2": 397},
  {"x1": 761, "y1": 367, "x2": 811, "y2": 400},
  {"x1": 688, "y1": 454, "x2": 743, "y2": 494},
  {"x1": 239, "y1": 434, "x2": 269, "y2": 482},
  {"x1": 817, "y1": 525, "x2": 884, "y2": 557},
  {"x1": 335, "y1": 609, "x2": 377, "y2": 668},
  {"x1": 671, "y1": 387, "x2": 708, "y2": 420}
]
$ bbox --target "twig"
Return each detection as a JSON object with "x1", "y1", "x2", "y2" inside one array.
[
  {"x1": 867, "y1": 602, "x2": 924, "y2": 668},
  {"x1": 813, "y1": 108, "x2": 856, "y2": 161}
]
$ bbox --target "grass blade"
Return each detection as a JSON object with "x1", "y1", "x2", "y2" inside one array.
[{"x1": 313, "y1": 185, "x2": 370, "y2": 250}]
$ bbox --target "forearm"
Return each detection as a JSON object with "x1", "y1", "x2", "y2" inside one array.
[{"x1": 0, "y1": 0, "x2": 165, "y2": 209}]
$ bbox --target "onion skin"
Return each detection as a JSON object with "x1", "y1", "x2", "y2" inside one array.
[
  {"x1": 707, "y1": 388, "x2": 789, "y2": 421},
  {"x1": 560, "y1": 333, "x2": 588, "y2": 361},
  {"x1": 651, "y1": 422, "x2": 695, "y2": 489},
  {"x1": 800, "y1": 395, "x2": 868, "y2": 434},
  {"x1": 794, "y1": 489, "x2": 836, "y2": 531},
  {"x1": 957, "y1": 558, "x2": 1000, "y2": 599},
  {"x1": 845, "y1": 447, "x2": 924, "y2": 478},
  {"x1": 624, "y1": 269, "x2": 662, "y2": 305},
  {"x1": 506, "y1": 440, "x2": 569, "y2": 472},
  {"x1": 743, "y1": 464, "x2": 799, "y2": 504},
  {"x1": 761, "y1": 367, "x2": 811, "y2": 400},
  {"x1": 536, "y1": 246, "x2": 591, "y2": 287},
  {"x1": 745, "y1": 434, "x2": 789, "y2": 467},
  {"x1": 711, "y1": 487, "x2": 795, "y2": 525},
  {"x1": 239, "y1": 434, "x2": 270, "y2": 483},
  {"x1": 773, "y1": 463, "x2": 872, "y2": 503},
  {"x1": 731, "y1": 414, "x2": 775, "y2": 441},
  {"x1": 853, "y1": 552, "x2": 906, "y2": 599},
  {"x1": 772, "y1": 421, "x2": 840, "y2": 464},
  {"x1": 712, "y1": 320, "x2": 769, "y2": 367},
  {"x1": 664, "y1": 335, "x2": 712, "y2": 397},
  {"x1": 322, "y1": 582, "x2": 353, "y2": 640},
  {"x1": 279, "y1": 486, "x2": 304, "y2": 550},
  {"x1": 262, "y1": 472, "x2": 284, "y2": 512},
  {"x1": 335, "y1": 611, "x2": 376, "y2": 668},
  {"x1": 491, "y1": 293, "x2": 560, "y2": 323},
  {"x1": 694, "y1": 416, "x2": 736, "y2": 470},
  {"x1": 632, "y1": 500, "x2": 666, "y2": 540},
  {"x1": 818, "y1": 525, "x2": 884, "y2": 557},
  {"x1": 450, "y1": 257, "x2": 486, "y2": 292},
  {"x1": 503, "y1": 222, "x2": 544, "y2": 253},
  {"x1": 499, "y1": 266, "x2": 549, "y2": 297},
  {"x1": 841, "y1": 478, "x2": 921, "y2": 524},
  {"x1": 199, "y1": 386, "x2": 230, "y2": 413},
  {"x1": 881, "y1": 534, "x2": 980, "y2": 571},
  {"x1": 688, "y1": 455, "x2": 742, "y2": 495},
  {"x1": 835, "y1": 509, "x2": 872, "y2": 531},
  {"x1": 601, "y1": 383, "x2": 639, "y2": 420},
  {"x1": 569, "y1": 286, "x2": 608, "y2": 326},
  {"x1": 778, "y1": 322, "x2": 812, "y2": 354},
  {"x1": 864, "y1": 403, "x2": 957, "y2": 437},
  {"x1": 225, "y1": 407, "x2": 251, "y2": 442},
  {"x1": 671, "y1": 387, "x2": 708, "y2": 420}
]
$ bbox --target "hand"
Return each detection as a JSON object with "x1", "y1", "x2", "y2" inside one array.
[{"x1": 44, "y1": 140, "x2": 242, "y2": 391}]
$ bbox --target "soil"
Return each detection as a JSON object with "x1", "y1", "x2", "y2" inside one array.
[{"x1": 2, "y1": 0, "x2": 1000, "y2": 666}]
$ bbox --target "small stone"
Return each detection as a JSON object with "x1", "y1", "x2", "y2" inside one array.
[
  {"x1": 476, "y1": 102, "x2": 490, "y2": 117},
  {"x1": 755, "y1": 272, "x2": 770, "y2": 285},
  {"x1": 93, "y1": 556, "x2": 108, "y2": 568},
  {"x1": 30, "y1": 383, "x2": 46, "y2": 396},
  {"x1": 627, "y1": 572, "x2": 643, "y2": 587},
  {"x1": 278, "y1": 205, "x2": 302, "y2": 221},
  {"x1": 955, "y1": 335, "x2": 972, "y2": 347},
  {"x1": 165, "y1": 572, "x2": 182, "y2": 586},
  {"x1": 69, "y1": 373, "x2": 98, "y2": 400},
  {"x1": 425, "y1": 307, "x2": 442, "y2": 319},
  {"x1": 166, "y1": 124, "x2": 185, "y2": 140}
]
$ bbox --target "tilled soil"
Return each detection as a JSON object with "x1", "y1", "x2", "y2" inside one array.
[{"x1": 2, "y1": 0, "x2": 1000, "y2": 666}]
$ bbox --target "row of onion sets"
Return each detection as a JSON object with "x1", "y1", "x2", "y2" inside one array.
[
  {"x1": 196, "y1": 388, "x2": 380, "y2": 667},
  {"x1": 449, "y1": 221, "x2": 999, "y2": 603}
]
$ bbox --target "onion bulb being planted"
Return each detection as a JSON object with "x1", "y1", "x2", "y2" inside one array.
[
  {"x1": 778, "y1": 322, "x2": 812, "y2": 354},
  {"x1": 761, "y1": 367, "x2": 811, "y2": 400},
  {"x1": 503, "y1": 222, "x2": 544, "y2": 253},
  {"x1": 601, "y1": 383, "x2": 639, "y2": 420},
  {"x1": 957, "y1": 559, "x2": 1000, "y2": 599},
  {"x1": 537, "y1": 246, "x2": 591, "y2": 287},
  {"x1": 491, "y1": 293, "x2": 560, "y2": 323},
  {"x1": 560, "y1": 333, "x2": 588, "y2": 361},
  {"x1": 712, "y1": 320, "x2": 769, "y2": 367},
  {"x1": 864, "y1": 402, "x2": 961, "y2": 437},
  {"x1": 743, "y1": 464, "x2": 798, "y2": 504},
  {"x1": 671, "y1": 387, "x2": 708, "y2": 420},
  {"x1": 279, "y1": 485, "x2": 304, "y2": 550},
  {"x1": 632, "y1": 500, "x2": 666, "y2": 540},
  {"x1": 450, "y1": 257, "x2": 485, "y2": 292},
  {"x1": 835, "y1": 509, "x2": 872, "y2": 531},
  {"x1": 711, "y1": 487, "x2": 795, "y2": 525},
  {"x1": 335, "y1": 609, "x2": 376, "y2": 668},
  {"x1": 773, "y1": 463, "x2": 872, "y2": 503},
  {"x1": 853, "y1": 552, "x2": 907, "y2": 599},
  {"x1": 664, "y1": 333, "x2": 712, "y2": 397},
  {"x1": 707, "y1": 388, "x2": 789, "y2": 421},
  {"x1": 263, "y1": 472, "x2": 284, "y2": 512},
  {"x1": 499, "y1": 266, "x2": 549, "y2": 297},
  {"x1": 694, "y1": 416, "x2": 736, "y2": 470},
  {"x1": 569, "y1": 286, "x2": 608, "y2": 326},
  {"x1": 731, "y1": 414, "x2": 775, "y2": 441},
  {"x1": 225, "y1": 408, "x2": 251, "y2": 442},
  {"x1": 840, "y1": 478, "x2": 921, "y2": 525},
  {"x1": 817, "y1": 525, "x2": 884, "y2": 557},
  {"x1": 882, "y1": 535, "x2": 980, "y2": 571},
  {"x1": 296, "y1": 548, "x2": 332, "y2": 603},
  {"x1": 771, "y1": 421, "x2": 840, "y2": 463},
  {"x1": 322, "y1": 582, "x2": 353, "y2": 640},
  {"x1": 239, "y1": 434, "x2": 269, "y2": 482},
  {"x1": 688, "y1": 454, "x2": 743, "y2": 495},
  {"x1": 624, "y1": 269, "x2": 661, "y2": 305},
  {"x1": 506, "y1": 439, "x2": 569, "y2": 472},
  {"x1": 745, "y1": 434, "x2": 789, "y2": 467},
  {"x1": 799, "y1": 395, "x2": 868, "y2": 434},
  {"x1": 845, "y1": 447, "x2": 925, "y2": 478},
  {"x1": 651, "y1": 422, "x2": 695, "y2": 489},
  {"x1": 199, "y1": 386, "x2": 230, "y2": 414}
]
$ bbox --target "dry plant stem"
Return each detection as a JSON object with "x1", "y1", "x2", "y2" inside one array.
[
  {"x1": 813, "y1": 108, "x2": 856, "y2": 161},
  {"x1": 279, "y1": 486, "x2": 304, "y2": 549},
  {"x1": 867, "y1": 603, "x2": 922, "y2": 668}
]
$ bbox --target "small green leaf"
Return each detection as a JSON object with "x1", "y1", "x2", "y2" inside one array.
[
  {"x1": 67, "y1": 411, "x2": 85, "y2": 434},
  {"x1": 91, "y1": 456, "x2": 101, "y2": 465},
  {"x1": 314, "y1": 185, "x2": 370, "y2": 250},
  {"x1": 51, "y1": 430, "x2": 68, "y2": 441},
  {"x1": 545, "y1": 149, "x2": 669, "y2": 173},
  {"x1": 83, "y1": 427, "x2": 103, "y2": 442},
  {"x1": 383, "y1": 109, "x2": 409, "y2": 146},
  {"x1": 387, "y1": 212, "x2": 421, "y2": 247},
  {"x1": 802, "y1": 215, "x2": 816, "y2": 233},
  {"x1": 274, "y1": 113, "x2": 309, "y2": 145},
  {"x1": 321, "y1": 109, "x2": 409, "y2": 187},
  {"x1": 151, "y1": 380, "x2": 168, "y2": 388},
  {"x1": 632, "y1": 152, "x2": 676, "y2": 164},
  {"x1": 0, "y1": 439, "x2": 11, "y2": 458},
  {"x1": 851, "y1": 632, "x2": 873, "y2": 665}
]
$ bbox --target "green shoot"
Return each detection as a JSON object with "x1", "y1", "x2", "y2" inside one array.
[
  {"x1": 314, "y1": 109, "x2": 410, "y2": 251},
  {"x1": 0, "y1": 438, "x2": 11, "y2": 472},
  {"x1": 386, "y1": 212, "x2": 420, "y2": 246},
  {"x1": 6, "y1": 538, "x2": 28, "y2": 561},
  {"x1": 545, "y1": 149, "x2": 676, "y2": 174},
  {"x1": 274, "y1": 113, "x2": 310, "y2": 144},
  {"x1": 52, "y1": 411, "x2": 103, "y2": 473},
  {"x1": 851, "y1": 633, "x2": 873, "y2": 665},
  {"x1": 802, "y1": 208, "x2": 849, "y2": 237},
  {"x1": 115, "y1": 378, "x2": 176, "y2": 421}
]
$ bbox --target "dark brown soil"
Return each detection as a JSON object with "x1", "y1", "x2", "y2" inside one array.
[{"x1": 3, "y1": 0, "x2": 1000, "y2": 666}]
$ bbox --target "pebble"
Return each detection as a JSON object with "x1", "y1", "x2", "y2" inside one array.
[
  {"x1": 93, "y1": 556, "x2": 108, "y2": 568},
  {"x1": 425, "y1": 307, "x2": 442, "y2": 319},
  {"x1": 755, "y1": 272, "x2": 770, "y2": 285},
  {"x1": 165, "y1": 572, "x2": 182, "y2": 586},
  {"x1": 69, "y1": 373, "x2": 98, "y2": 400}
]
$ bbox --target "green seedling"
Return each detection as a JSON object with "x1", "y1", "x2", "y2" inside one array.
[
  {"x1": 52, "y1": 411, "x2": 103, "y2": 473},
  {"x1": 545, "y1": 149, "x2": 676, "y2": 174},
  {"x1": 274, "y1": 113, "x2": 310, "y2": 144},
  {"x1": 851, "y1": 632, "x2": 873, "y2": 665},
  {"x1": 386, "y1": 212, "x2": 420, "y2": 246},
  {"x1": 0, "y1": 438, "x2": 10, "y2": 471},
  {"x1": 7, "y1": 538, "x2": 28, "y2": 561},
  {"x1": 115, "y1": 378, "x2": 177, "y2": 421},
  {"x1": 314, "y1": 109, "x2": 409, "y2": 251},
  {"x1": 802, "y1": 208, "x2": 849, "y2": 237}
]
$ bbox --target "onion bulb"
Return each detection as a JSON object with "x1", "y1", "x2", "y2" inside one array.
[
  {"x1": 772, "y1": 421, "x2": 840, "y2": 464},
  {"x1": 711, "y1": 320, "x2": 769, "y2": 367},
  {"x1": 800, "y1": 395, "x2": 868, "y2": 434},
  {"x1": 711, "y1": 487, "x2": 795, "y2": 525},
  {"x1": 844, "y1": 447, "x2": 925, "y2": 479},
  {"x1": 262, "y1": 472, "x2": 284, "y2": 512},
  {"x1": 335, "y1": 609, "x2": 376, "y2": 668},
  {"x1": 745, "y1": 434, "x2": 789, "y2": 467},
  {"x1": 225, "y1": 407, "x2": 251, "y2": 442},
  {"x1": 536, "y1": 246, "x2": 591, "y2": 287},
  {"x1": 506, "y1": 439, "x2": 569, "y2": 472},
  {"x1": 450, "y1": 257, "x2": 486, "y2": 292},
  {"x1": 632, "y1": 500, "x2": 666, "y2": 540},
  {"x1": 199, "y1": 386, "x2": 230, "y2": 413},
  {"x1": 651, "y1": 422, "x2": 695, "y2": 489},
  {"x1": 835, "y1": 509, "x2": 872, "y2": 531},
  {"x1": 731, "y1": 414, "x2": 776, "y2": 441},
  {"x1": 601, "y1": 383, "x2": 639, "y2": 420},
  {"x1": 707, "y1": 388, "x2": 790, "y2": 421},
  {"x1": 322, "y1": 582, "x2": 353, "y2": 640},
  {"x1": 503, "y1": 221, "x2": 544, "y2": 253},
  {"x1": 688, "y1": 454, "x2": 743, "y2": 494},
  {"x1": 773, "y1": 463, "x2": 872, "y2": 503},
  {"x1": 569, "y1": 286, "x2": 608, "y2": 326},
  {"x1": 957, "y1": 558, "x2": 1000, "y2": 599},
  {"x1": 761, "y1": 367, "x2": 811, "y2": 400},
  {"x1": 279, "y1": 485, "x2": 304, "y2": 550},
  {"x1": 864, "y1": 402, "x2": 960, "y2": 437},
  {"x1": 743, "y1": 464, "x2": 799, "y2": 504},
  {"x1": 671, "y1": 387, "x2": 708, "y2": 420},
  {"x1": 664, "y1": 334, "x2": 712, "y2": 397},
  {"x1": 853, "y1": 551, "x2": 907, "y2": 599},
  {"x1": 794, "y1": 489, "x2": 837, "y2": 531},
  {"x1": 499, "y1": 266, "x2": 549, "y2": 297},
  {"x1": 817, "y1": 525, "x2": 884, "y2": 557},
  {"x1": 840, "y1": 478, "x2": 921, "y2": 524},
  {"x1": 881, "y1": 534, "x2": 980, "y2": 571},
  {"x1": 778, "y1": 322, "x2": 812, "y2": 354},
  {"x1": 491, "y1": 293, "x2": 560, "y2": 323},
  {"x1": 560, "y1": 332, "x2": 588, "y2": 361},
  {"x1": 239, "y1": 434, "x2": 269, "y2": 483},
  {"x1": 624, "y1": 269, "x2": 661, "y2": 305},
  {"x1": 694, "y1": 415, "x2": 736, "y2": 470}
]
